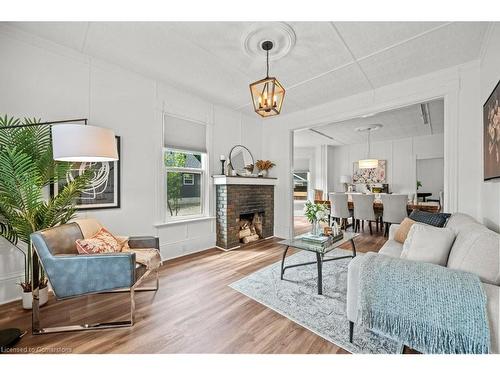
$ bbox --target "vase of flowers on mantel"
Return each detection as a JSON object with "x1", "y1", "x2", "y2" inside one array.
[
  {"x1": 304, "y1": 200, "x2": 329, "y2": 236},
  {"x1": 255, "y1": 159, "x2": 276, "y2": 177}
]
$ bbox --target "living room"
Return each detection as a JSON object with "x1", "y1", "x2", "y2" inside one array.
[{"x1": 1, "y1": 1, "x2": 500, "y2": 372}]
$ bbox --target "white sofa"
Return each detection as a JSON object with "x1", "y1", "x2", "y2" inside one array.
[{"x1": 347, "y1": 213, "x2": 500, "y2": 353}]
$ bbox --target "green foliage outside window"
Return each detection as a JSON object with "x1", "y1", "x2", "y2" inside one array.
[
  {"x1": 165, "y1": 150, "x2": 203, "y2": 217},
  {"x1": 165, "y1": 152, "x2": 186, "y2": 216}
]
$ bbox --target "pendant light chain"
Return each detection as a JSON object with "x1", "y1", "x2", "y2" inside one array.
[
  {"x1": 266, "y1": 49, "x2": 269, "y2": 78},
  {"x1": 367, "y1": 130, "x2": 371, "y2": 158},
  {"x1": 357, "y1": 126, "x2": 381, "y2": 168}
]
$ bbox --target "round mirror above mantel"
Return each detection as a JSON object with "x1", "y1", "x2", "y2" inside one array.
[{"x1": 229, "y1": 145, "x2": 255, "y2": 176}]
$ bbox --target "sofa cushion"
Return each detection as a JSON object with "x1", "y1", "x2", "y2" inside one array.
[
  {"x1": 394, "y1": 218, "x2": 416, "y2": 243},
  {"x1": 401, "y1": 224, "x2": 456, "y2": 266},
  {"x1": 445, "y1": 212, "x2": 479, "y2": 234},
  {"x1": 447, "y1": 223, "x2": 500, "y2": 285},
  {"x1": 378, "y1": 239, "x2": 404, "y2": 258},
  {"x1": 409, "y1": 210, "x2": 451, "y2": 228}
]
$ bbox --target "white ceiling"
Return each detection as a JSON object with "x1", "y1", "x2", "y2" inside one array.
[
  {"x1": 4, "y1": 22, "x2": 489, "y2": 116},
  {"x1": 294, "y1": 98, "x2": 444, "y2": 147}
]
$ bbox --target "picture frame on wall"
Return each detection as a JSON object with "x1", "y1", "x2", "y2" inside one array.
[
  {"x1": 483, "y1": 79, "x2": 500, "y2": 181},
  {"x1": 51, "y1": 136, "x2": 121, "y2": 210},
  {"x1": 352, "y1": 160, "x2": 386, "y2": 184}
]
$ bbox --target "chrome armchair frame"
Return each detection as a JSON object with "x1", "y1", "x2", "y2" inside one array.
[{"x1": 31, "y1": 248, "x2": 159, "y2": 335}]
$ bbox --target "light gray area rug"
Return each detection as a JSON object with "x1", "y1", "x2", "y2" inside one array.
[{"x1": 230, "y1": 249, "x2": 403, "y2": 354}]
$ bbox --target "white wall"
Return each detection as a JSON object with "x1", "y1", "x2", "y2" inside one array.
[
  {"x1": 327, "y1": 133, "x2": 444, "y2": 194},
  {"x1": 480, "y1": 24, "x2": 500, "y2": 231},
  {"x1": 263, "y1": 61, "x2": 484, "y2": 239},
  {"x1": 0, "y1": 26, "x2": 262, "y2": 304}
]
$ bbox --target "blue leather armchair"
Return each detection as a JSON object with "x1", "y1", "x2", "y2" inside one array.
[{"x1": 30, "y1": 219, "x2": 160, "y2": 334}]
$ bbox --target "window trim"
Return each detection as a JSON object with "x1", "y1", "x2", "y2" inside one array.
[{"x1": 164, "y1": 147, "x2": 207, "y2": 222}]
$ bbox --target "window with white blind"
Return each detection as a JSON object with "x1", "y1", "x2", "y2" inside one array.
[{"x1": 163, "y1": 114, "x2": 208, "y2": 221}]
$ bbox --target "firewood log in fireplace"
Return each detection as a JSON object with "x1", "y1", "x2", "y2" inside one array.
[
  {"x1": 242, "y1": 234, "x2": 259, "y2": 244},
  {"x1": 239, "y1": 220, "x2": 250, "y2": 229},
  {"x1": 253, "y1": 213, "x2": 263, "y2": 237},
  {"x1": 239, "y1": 228, "x2": 252, "y2": 239}
]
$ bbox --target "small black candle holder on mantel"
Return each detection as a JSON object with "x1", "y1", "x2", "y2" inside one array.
[{"x1": 220, "y1": 155, "x2": 226, "y2": 175}]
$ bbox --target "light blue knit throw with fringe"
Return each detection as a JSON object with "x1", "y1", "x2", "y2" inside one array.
[{"x1": 358, "y1": 253, "x2": 490, "y2": 354}]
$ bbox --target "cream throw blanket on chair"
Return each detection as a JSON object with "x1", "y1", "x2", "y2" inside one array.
[{"x1": 122, "y1": 248, "x2": 162, "y2": 270}]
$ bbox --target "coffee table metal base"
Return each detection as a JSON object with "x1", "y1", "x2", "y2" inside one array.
[{"x1": 280, "y1": 239, "x2": 357, "y2": 295}]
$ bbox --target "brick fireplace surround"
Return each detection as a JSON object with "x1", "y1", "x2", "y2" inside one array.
[{"x1": 215, "y1": 177, "x2": 276, "y2": 250}]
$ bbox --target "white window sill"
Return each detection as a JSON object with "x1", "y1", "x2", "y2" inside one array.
[{"x1": 154, "y1": 216, "x2": 216, "y2": 227}]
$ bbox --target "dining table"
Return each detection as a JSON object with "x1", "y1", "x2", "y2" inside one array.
[
  {"x1": 417, "y1": 192, "x2": 433, "y2": 202},
  {"x1": 315, "y1": 195, "x2": 441, "y2": 214},
  {"x1": 315, "y1": 195, "x2": 441, "y2": 231}
]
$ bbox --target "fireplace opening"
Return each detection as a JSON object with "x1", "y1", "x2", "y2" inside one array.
[{"x1": 238, "y1": 211, "x2": 264, "y2": 244}]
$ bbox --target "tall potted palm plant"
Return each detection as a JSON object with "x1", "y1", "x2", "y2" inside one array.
[{"x1": 0, "y1": 115, "x2": 90, "y2": 308}]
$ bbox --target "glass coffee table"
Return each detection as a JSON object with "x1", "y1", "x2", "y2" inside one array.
[{"x1": 278, "y1": 232, "x2": 359, "y2": 295}]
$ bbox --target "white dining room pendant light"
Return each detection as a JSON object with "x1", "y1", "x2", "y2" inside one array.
[
  {"x1": 52, "y1": 124, "x2": 118, "y2": 162},
  {"x1": 358, "y1": 158, "x2": 379, "y2": 169},
  {"x1": 357, "y1": 125, "x2": 382, "y2": 169}
]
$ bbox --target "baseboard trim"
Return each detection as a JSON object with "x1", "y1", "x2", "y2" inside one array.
[
  {"x1": 215, "y1": 245, "x2": 240, "y2": 251},
  {"x1": 160, "y1": 245, "x2": 214, "y2": 262}
]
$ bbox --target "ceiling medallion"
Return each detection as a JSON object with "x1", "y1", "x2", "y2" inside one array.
[
  {"x1": 242, "y1": 22, "x2": 296, "y2": 61},
  {"x1": 249, "y1": 41, "x2": 286, "y2": 118}
]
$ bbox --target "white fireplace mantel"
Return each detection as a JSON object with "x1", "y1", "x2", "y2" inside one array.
[{"x1": 212, "y1": 175, "x2": 277, "y2": 186}]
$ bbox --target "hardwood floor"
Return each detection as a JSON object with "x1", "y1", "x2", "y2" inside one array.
[{"x1": 0, "y1": 228, "x2": 388, "y2": 354}]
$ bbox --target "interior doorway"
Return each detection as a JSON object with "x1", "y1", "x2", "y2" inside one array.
[
  {"x1": 291, "y1": 97, "x2": 447, "y2": 237},
  {"x1": 293, "y1": 172, "x2": 310, "y2": 235},
  {"x1": 416, "y1": 157, "x2": 444, "y2": 205}
]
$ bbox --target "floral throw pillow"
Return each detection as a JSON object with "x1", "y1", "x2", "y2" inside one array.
[{"x1": 76, "y1": 227, "x2": 122, "y2": 254}]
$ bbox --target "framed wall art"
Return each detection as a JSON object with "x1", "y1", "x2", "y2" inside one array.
[
  {"x1": 352, "y1": 160, "x2": 386, "y2": 184},
  {"x1": 51, "y1": 136, "x2": 121, "y2": 210},
  {"x1": 484, "y1": 79, "x2": 500, "y2": 181}
]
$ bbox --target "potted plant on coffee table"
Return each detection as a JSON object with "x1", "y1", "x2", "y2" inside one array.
[
  {"x1": 304, "y1": 200, "x2": 329, "y2": 236},
  {"x1": 0, "y1": 115, "x2": 91, "y2": 309}
]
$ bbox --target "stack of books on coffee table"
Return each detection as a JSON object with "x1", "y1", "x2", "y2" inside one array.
[{"x1": 298, "y1": 232, "x2": 344, "y2": 250}]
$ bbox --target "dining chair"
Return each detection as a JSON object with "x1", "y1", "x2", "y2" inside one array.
[
  {"x1": 328, "y1": 193, "x2": 352, "y2": 230},
  {"x1": 381, "y1": 194, "x2": 409, "y2": 236},
  {"x1": 352, "y1": 194, "x2": 376, "y2": 235}
]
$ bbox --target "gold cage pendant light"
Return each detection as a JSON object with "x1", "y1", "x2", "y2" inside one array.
[{"x1": 249, "y1": 41, "x2": 285, "y2": 118}]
